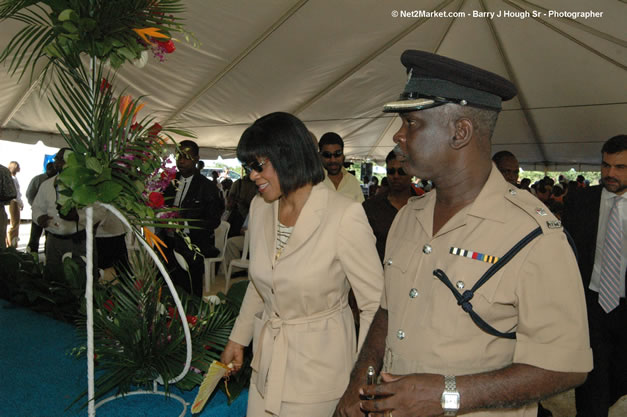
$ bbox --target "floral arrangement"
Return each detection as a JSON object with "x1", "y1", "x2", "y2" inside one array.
[
  {"x1": 70, "y1": 250, "x2": 245, "y2": 404},
  {"x1": 0, "y1": 0, "x2": 244, "y2": 409},
  {"x1": 0, "y1": 0, "x2": 195, "y2": 228}
]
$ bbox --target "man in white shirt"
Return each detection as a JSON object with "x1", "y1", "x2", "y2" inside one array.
[
  {"x1": 25, "y1": 162, "x2": 57, "y2": 253},
  {"x1": 319, "y1": 132, "x2": 364, "y2": 203},
  {"x1": 31, "y1": 148, "x2": 91, "y2": 269},
  {"x1": 563, "y1": 134, "x2": 627, "y2": 417}
]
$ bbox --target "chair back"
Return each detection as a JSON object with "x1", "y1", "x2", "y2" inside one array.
[
  {"x1": 214, "y1": 221, "x2": 230, "y2": 256},
  {"x1": 241, "y1": 230, "x2": 250, "y2": 260}
]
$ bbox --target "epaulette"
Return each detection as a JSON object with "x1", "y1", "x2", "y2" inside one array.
[{"x1": 503, "y1": 187, "x2": 562, "y2": 234}]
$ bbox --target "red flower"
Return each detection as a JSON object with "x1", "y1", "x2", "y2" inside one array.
[
  {"x1": 186, "y1": 315, "x2": 198, "y2": 326},
  {"x1": 148, "y1": 192, "x2": 165, "y2": 208},
  {"x1": 148, "y1": 122, "x2": 163, "y2": 137},
  {"x1": 103, "y1": 299, "x2": 114, "y2": 312},
  {"x1": 157, "y1": 40, "x2": 176, "y2": 53},
  {"x1": 133, "y1": 279, "x2": 144, "y2": 291},
  {"x1": 167, "y1": 306, "x2": 176, "y2": 318},
  {"x1": 100, "y1": 78, "x2": 111, "y2": 92},
  {"x1": 131, "y1": 122, "x2": 143, "y2": 132}
]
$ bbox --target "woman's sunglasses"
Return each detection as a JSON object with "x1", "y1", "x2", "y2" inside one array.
[
  {"x1": 386, "y1": 167, "x2": 407, "y2": 176},
  {"x1": 320, "y1": 150, "x2": 343, "y2": 159},
  {"x1": 243, "y1": 159, "x2": 268, "y2": 174}
]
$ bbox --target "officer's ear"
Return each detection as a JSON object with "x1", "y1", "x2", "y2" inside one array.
[{"x1": 449, "y1": 117, "x2": 473, "y2": 150}]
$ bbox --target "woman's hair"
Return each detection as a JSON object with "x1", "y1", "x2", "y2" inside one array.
[{"x1": 237, "y1": 112, "x2": 325, "y2": 196}]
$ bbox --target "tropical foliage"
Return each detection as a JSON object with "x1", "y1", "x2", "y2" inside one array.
[
  {"x1": 0, "y1": 0, "x2": 191, "y2": 227},
  {"x1": 0, "y1": 0, "x2": 249, "y2": 408},
  {"x1": 0, "y1": 0, "x2": 186, "y2": 81},
  {"x1": 70, "y1": 251, "x2": 248, "y2": 404}
]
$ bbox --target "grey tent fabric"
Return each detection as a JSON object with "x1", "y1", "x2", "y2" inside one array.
[{"x1": 0, "y1": 0, "x2": 625, "y2": 170}]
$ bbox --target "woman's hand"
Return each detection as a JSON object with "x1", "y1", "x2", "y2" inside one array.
[{"x1": 220, "y1": 339, "x2": 245, "y2": 376}]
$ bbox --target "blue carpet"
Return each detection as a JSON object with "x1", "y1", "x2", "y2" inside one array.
[{"x1": 0, "y1": 299, "x2": 247, "y2": 417}]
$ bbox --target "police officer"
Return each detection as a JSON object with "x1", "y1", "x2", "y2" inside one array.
[{"x1": 334, "y1": 50, "x2": 592, "y2": 417}]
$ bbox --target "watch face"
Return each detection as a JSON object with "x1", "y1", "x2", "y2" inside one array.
[{"x1": 444, "y1": 393, "x2": 460, "y2": 408}]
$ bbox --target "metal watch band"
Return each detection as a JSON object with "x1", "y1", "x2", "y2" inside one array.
[
  {"x1": 442, "y1": 375, "x2": 460, "y2": 416},
  {"x1": 445, "y1": 375, "x2": 457, "y2": 391}
]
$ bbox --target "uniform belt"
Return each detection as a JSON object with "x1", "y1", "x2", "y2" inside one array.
[
  {"x1": 251, "y1": 301, "x2": 347, "y2": 416},
  {"x1": 48, "y1": 230, "x2": 86, "y2": 241}
]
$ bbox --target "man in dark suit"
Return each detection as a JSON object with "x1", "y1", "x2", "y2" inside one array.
[
  {"x1": 562, "y1": 134, "x2": 627, "y2": 417},
  {"x1": 161, "y1": 140, "x2": 223, "y2": 296}
]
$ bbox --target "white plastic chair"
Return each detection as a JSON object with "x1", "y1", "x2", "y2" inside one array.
[
  {"x1": 203, "y1": 220, "x2": 230, "y2": 295},
  {"x1": 224, "y1": 229, "x2": 250, "y2": 292}
]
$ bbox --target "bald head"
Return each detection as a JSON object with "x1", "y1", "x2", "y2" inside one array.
[{"x1": 492, "y1": 151, "x2": 519, "y2": 185}]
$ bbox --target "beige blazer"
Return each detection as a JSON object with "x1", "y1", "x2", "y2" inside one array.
[{"x1": 229, "y1": 183, "x2": 383, "y2": 415}]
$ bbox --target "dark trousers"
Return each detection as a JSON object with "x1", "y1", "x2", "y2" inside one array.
[
  {"x1": 95, "y1": 234, "x2": 128, "y2": 271},
  {"x1": 575, "y1": 288, "x2": 627, "y2": 417},
  {"x1": 27, "y1": 221, "x2": 44, "y2": 252}
]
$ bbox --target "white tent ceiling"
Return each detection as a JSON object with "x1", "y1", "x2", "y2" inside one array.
[{"x1": 0, "y1": 0, "x2": 625, "y2": 170}]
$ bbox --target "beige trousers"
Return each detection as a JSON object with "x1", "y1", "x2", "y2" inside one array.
[{"x1": 5, "y1": 199, "x2": 19, "y2": 247}]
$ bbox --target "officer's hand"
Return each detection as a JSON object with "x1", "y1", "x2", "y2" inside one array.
[
  {"x1": 333, "y1": 380, "x2": 363, "y2": 417},
  {"x1": 359, "y1": 372, "x2": 444, "y2": 417}
]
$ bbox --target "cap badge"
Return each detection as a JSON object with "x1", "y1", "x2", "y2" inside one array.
[{"x1": 535, "y1": 207, "x2": 548, "y2": 216}]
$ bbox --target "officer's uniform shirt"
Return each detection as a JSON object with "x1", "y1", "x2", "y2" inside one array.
[{"x1": 380, "y1": 165, "x2": 592, "y2": 417}]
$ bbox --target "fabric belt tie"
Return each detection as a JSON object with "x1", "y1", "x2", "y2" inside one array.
[{"x1": 251, "y1": 302, "x2": 346, "y2": 416}]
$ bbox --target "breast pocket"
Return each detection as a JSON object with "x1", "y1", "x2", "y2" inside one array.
[{"x1": 383, "y1": 239, "x2": 418, "y2": 287}]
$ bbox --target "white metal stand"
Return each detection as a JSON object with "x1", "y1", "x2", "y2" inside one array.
[{"x1": 85, "y1": 203, "x2": 193, "y2": 416}]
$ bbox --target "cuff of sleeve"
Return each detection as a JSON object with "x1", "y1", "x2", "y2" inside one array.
[
  {"x1": 513, "y1": 340, "x2": 593, "y2": 372},
  {"x1": 228, "y1": 318, "x2": 253, "y2": 347}
]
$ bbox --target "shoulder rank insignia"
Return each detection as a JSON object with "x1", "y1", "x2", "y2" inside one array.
[
  {"x1": 450, "y1": 247, "x2": 499, "y2": 264},
  {"x1": 546, "y1": 220, "x2": 562, "y2": 229}
]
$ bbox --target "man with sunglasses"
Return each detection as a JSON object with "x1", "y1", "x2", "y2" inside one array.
[
  {"x1": 335, "y1": 50, "x2": 591, "y2": 417},
  {"x1": 160, "y1": 140, "x2": 224, "y2": 296},
  {"x1": 363, "y1": 150, "x2": 415, "y2": 262},
  {"x1": 319, "y1": 132, "x2": 364, "y2": 203}
]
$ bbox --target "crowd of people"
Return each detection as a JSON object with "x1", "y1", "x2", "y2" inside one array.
[{"x1": 2, "y1": 48, "x2": 624, "y2": 417}]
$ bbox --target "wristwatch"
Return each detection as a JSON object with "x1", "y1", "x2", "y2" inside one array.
[{"x1": 441, "y1": 375, "x2": 460, "y2": 416}]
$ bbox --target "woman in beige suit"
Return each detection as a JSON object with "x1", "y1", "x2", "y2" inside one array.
[{"x1": 221, "y1": 112, "x2": 384, "y2": 417}]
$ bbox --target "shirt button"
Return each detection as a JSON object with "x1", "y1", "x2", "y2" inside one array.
[
  {"x1": 397, "y1": 329, "x2": 405, "y2": 340},
  {"x1": 456, "y1": 281, "x2": 465, "y2": 290},
  {"x1": 409, "y1": 288, "x2": 419, "y2": 298},
  {"x1": 385, "y1": 258, "x2": 393, "y2": 266},
  {"x1": 422, "y1": 244, "x2": 432, "y2": 254},
  {"x1": 509, "y1": 188, "x2": 517, "y2": 196}
]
